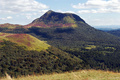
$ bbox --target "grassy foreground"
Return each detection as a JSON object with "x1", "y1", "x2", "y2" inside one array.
[{"x1": 1, "y1": 70, "x2": 120, "y2": 80}]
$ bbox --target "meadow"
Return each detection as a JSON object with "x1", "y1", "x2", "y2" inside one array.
[{"x1": 1, "y1": 70, "x2": 120, "y2": 80}]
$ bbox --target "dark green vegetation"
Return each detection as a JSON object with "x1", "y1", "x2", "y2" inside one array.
[
  {"x1": 0, "y1": 40, "x2": 83, "y2": 77},
  {"x1": 107, "y1": 29, "x2": 120, "y2": 37},
  {"x1": 1, "y1": 10, "x2": 120, "y2": 78},
  {"x1": 27, "y1": 26, "x2": 120, "y2": 48},
  {"x1": 25, "y1": 27, "x2": 120, "y2": 72}
]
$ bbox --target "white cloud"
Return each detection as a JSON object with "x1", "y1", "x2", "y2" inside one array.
[
  {"x1": 0, "y1": 0, "x2": 48, "y2": 13},
  {"x1": 57, "y1": 10, "x2": 76, "y2": 14},
  {"x1": 7, "y1": 16, "x2": 13, "y2": 19},
  {"x1": 89, "y1": 18, "x2": 120, "y2": 26},
  {"x1": 72, "y1": 0, "x2": 120, "y2": 13},
  {"x1": 21, "y1": 13, "x2": 37, "y2": 19},
  {"x1": 0, "y1": 16, "x2": 13, "y2": 20},
  {"x1": 65, "y1": 11, "x2": 76, "y2": 14},
  {"x1": 78, "y1": 10, "x2": 91, "y2": 14},
  {"x1": 38, "y1": 10, "x2": 49, "y2": 14}
]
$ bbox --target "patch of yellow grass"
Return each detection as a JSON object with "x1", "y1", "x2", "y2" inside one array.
[
  {"x1": 1, "y1": 70, "x2": 120, "y2": 80},
  {"x1": 85, "y1": 45, "x2": 96, "y2": 50}
]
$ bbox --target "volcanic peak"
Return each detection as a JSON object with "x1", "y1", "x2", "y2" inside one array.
[
  {"x1": 34, "y1": 10, "x2": 85, "y2": 23},
  {"x1": 25, "y1": 10, "x2": 86, "y2": 28}
]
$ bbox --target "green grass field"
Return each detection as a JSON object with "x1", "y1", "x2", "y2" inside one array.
[{"x1": 1, "y1": 70, "x2": 120, "y2": 80}]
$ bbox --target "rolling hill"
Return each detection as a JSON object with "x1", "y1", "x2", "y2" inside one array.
[
  {"x1": 0, "y1": 23, "x2": 23, "y2": 29},
  {"x1": 0, "y1": 32, "x2": 50, "y2": 51}
]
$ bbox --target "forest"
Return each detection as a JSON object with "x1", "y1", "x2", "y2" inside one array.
[{"x1": 0, "y1": 40, "x2": 84, "y2": 77}]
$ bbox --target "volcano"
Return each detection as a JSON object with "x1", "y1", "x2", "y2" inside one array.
[{"x1": 25, "y1": 10, "x2": 86, "y2": 28}]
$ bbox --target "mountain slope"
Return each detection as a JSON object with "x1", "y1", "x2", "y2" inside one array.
[
  {"x1": 25, "y1": 10, "x2": 85, "y2": 28},
  {"x1": 107, "y1": 29, "x2": 120, "y2": 37},
  {"x1": 0, "y1": 32, "x2": 50, "y2": 51},
  {"x1": 28, "y1": 26, "x2": 120, "y2": 50},
  {"x1": 26, "y1": 10, "x2": 120, "y2": 48}
]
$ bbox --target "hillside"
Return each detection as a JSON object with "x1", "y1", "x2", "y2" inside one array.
[
  {"x1": 107, "y1": 29, "x2": 120, "y2": 37},
  {"x1": 0, "y1": 40, "x2": 83, "y2": 77},
  {"x1": 25, "y1": 10, "x2": 120, "y2": 48},
  {"x1": 0, "y1": 23, "x2": 22, "y2": 29},
  {"x1": 28, "y1": 26, "x2": 120, "y2": 48},
  {"x1": 0, "y1": 32, "x2": 50, "y2": 51},
  {"x1": 2, "y1": 70, "x2": 120, "y2": 80}
]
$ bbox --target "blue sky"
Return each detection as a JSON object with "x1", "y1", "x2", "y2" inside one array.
[{"x1": 0, "y1": 0, "x2": 120, "y2": 28}]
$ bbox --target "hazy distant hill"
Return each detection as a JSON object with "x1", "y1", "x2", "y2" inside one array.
[
  {"x1": 96, "y1": 28, "x2": 116, "y2": 31},
  {"x1": 95, "y1": 25, "x2": 120, "y2": 31}
]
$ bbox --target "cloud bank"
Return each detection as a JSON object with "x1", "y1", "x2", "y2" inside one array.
[
  {"x1": 0, "y1": 0, "x2": 48, "y2": 13},
  {"x1": 72, "y1": 0, "x2": 120, "y2": 13}
]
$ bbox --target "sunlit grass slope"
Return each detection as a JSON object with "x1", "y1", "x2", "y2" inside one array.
[
  {"x1": 0, "y1": 32, "x2": 50, "y2": 51},
  {"x1": 1, "y1": 70, "x2": 120, "y2": 80},
  {"x1": 0, "y1": 23, "x2": 22, "y2": 29}
]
